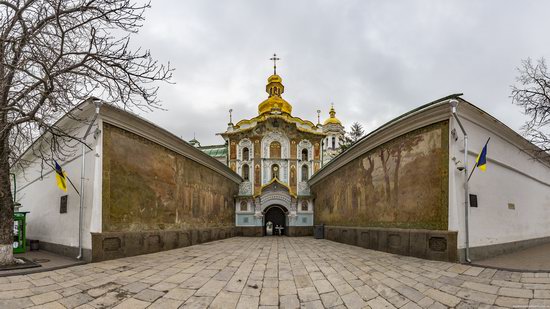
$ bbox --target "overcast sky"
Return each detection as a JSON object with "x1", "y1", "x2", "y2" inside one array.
[{"x1": 131, "y1": 0, "x2": 550, "y2": 145}]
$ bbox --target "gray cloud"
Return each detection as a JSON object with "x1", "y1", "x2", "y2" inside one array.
[{"x1": 130, "y1": 0, "x2": 550, "y2": 145}]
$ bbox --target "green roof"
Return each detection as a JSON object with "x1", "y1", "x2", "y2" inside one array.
[{"x1": 199, "y1": 145, "x2": 227, "y2": 158}]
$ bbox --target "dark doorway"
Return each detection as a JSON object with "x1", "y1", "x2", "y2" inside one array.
[{"x1": 264, "y1": 206, "x2": 286, "y2": 236}]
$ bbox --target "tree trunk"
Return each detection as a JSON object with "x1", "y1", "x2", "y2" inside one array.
[
  {"x1": 379, "y1": 150, "x2": 391, "y2": 203},
  {"x1": 393, "y1": 149, "x2": 401, "y2": 208},
  {"x1": 0, "y1": 124, "x2": 15, "y2": 265}
]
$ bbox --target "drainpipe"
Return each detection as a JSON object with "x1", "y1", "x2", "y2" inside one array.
[
  {"x1": 77, "y1": 99, "x2": 102, "y2": 260},
  {"x1": 449, "y1": 99, "x2": 471, "y2": 263}
]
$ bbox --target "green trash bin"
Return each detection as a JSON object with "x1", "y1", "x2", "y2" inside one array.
[{"x1": 13, "y1": 211, "x2": 29, "y2": 254}]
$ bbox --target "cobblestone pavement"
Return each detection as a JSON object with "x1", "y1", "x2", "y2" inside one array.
[{"x1": 1, "y1": 237, "x2": 550, "y2": 309}]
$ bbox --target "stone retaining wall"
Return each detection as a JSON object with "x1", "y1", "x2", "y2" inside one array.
[
  {"x1": 91, "y1": 227, "x2": 239, "y2": 262},
  {"x1": 324, "y1": 225, "x2": 457, "y2": 262}
]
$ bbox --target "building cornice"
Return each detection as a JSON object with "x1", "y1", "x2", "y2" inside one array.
[
  {"x1": 309, "y1": 100, "x2": 452, "y2": 186},
  {"x1": 310, "y1": 94, "x2": 550, "y2": 186},
  {"x1": 458, "y1": 99, "x2": 550, "y2": 169},
  {"x1": 100, "y1": 105, "x2": 242, "y2": 184}
]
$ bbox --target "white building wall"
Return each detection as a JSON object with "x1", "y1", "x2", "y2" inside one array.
[
  {"x1": 14, "y1": 113, "x2": 103, "y2": 253},
  {"x1": 448, "y1": 108, "x2": 550, "y2": 251}
]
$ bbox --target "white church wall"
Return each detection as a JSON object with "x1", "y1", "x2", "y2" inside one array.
[
  {"x1": 448, "y1": 105, "x2": 550, "y2": 257},
  {"x1": 14, "y1": 111, "x2": 103, "y2": 257}
]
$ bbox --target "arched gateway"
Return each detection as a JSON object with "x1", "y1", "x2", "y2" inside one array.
[{"x1": 264, "y1": 205, "x2": 288, "y2": 236}]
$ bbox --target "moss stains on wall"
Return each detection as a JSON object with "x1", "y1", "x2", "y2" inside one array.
[
  {"x1": 312, "y1": 121, "x2": 449, "y2": 230},
  {"x1": 102, "y1": 123, "x2": 239, "y2": 232}
]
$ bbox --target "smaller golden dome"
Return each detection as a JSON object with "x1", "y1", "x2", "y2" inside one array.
[
  {"x1": 268, "y1": 74, "x2": 282, "y2": 83},
  {"x1": 323, "y1": 104, "x2": 342, "y2": 125},
  {"x1": 258, "y1": 74, "x2": 292, "y2": 115}
]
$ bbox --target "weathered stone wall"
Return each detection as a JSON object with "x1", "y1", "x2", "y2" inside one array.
[
  {"x1": 102, "y1": 123, "x2": 239, "y2": 232},
  {"x1": 323, "y1": 226, "x2": 457, "y2": 262},
  {"x1": 312, "y1": 121, "x2": 449, "y2": 230}
]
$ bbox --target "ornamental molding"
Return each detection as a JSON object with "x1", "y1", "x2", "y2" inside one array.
[
  {"x1": 239, "y1": 181, "x2": 253, "y2": 196},
  {"x1": 237, "y1": 138, "x2": 253, "y2": 161},
  {"x1": 297, "y1": 139, "x2": 313, "y2": 161},
  {"x1": 262, "y1": 131, "x2": 290, "y2": 159},
  {"x1": 262, "y1": 160, "x2": 289, "y2": 184},
  {"x1": 298, "y1": 181, "x2": 310, "y2": 195},
  {"x1": 260, "y1": 192, "x2": 291, "y2": 211}
]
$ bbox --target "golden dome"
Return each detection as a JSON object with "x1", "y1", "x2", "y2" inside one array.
[
  {"x1": 258, "y1": 74, "x2": 293, "y2": 115},
  {"x1": 268, "y1": 74, "x2": 282, "y2": 83},
  {"x1": 323, "y1": 104, "x2": 342, "y2": 125}
]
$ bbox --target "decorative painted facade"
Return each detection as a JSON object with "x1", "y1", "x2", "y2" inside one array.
[{"x1": 220, "y1": 69, "x2": 339, "y2": 235}]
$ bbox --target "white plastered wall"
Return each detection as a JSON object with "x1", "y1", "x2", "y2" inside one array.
[
  {"x1": 448, "y1": 107, "x2": 550, "y2": 250},
  {"x1": 14, "y1": 112, "x2": 103, "y2": 253}
]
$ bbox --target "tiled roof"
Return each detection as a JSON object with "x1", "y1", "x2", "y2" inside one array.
[{"x1": 199, "y1": 145, "x2": 227, "y2": 158}]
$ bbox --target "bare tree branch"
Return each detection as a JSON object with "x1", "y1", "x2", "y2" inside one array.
[
  {"x1": 0, "y1": 0, "x2": 172, "y2": 264},
  {"x1": 511, "y1": 58, "x2": 550, "y2": 157}
]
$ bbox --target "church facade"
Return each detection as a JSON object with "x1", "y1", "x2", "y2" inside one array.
[{"x1": 219, "y1": 71, "x2": 344, "y2": 236}]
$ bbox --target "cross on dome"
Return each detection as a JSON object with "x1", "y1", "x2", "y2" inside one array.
[{"x1": 270, "y1": 53, "x2": 280, "y2": 75}]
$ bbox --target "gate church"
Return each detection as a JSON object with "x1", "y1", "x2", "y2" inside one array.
[{"x1": 219, "y1": 58, "x2": 344, "y2": 236}]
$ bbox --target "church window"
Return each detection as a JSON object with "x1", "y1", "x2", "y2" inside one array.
[
  {"x1": 301, "y1": 200, "x2": 309, "y2": 211},
  {"x1": 301, "y1": 148, "x2": 308, "y2": 161},
  {"x1": 242, "y1": 164, "x2": 250, "y2": 181},
  {"x1": 240, "y1": 201, "x2": 248, "y2": 211},
  {"x1": 271, "y1": 164, "x2": 280, "y2": 179},
  {"x1": 331, "y1": 137, "x2": 336, "y2": 149},
  {"x1": 301, "y1": 164, "x2": 309, "y2": 182},
  {"x1": 270, "y1": 141, "x2": 281, "y2": 158},
  {"x1": 242, "y1": 147, "x2": 249, "y2": 161}
]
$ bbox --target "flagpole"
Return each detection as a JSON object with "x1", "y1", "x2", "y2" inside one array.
[
  {"x1": 65, "y1": 176, "x2": 80, "y2": 196},
  {"x1": 467, "y1": 137, "x2": 490, "y2": 182}
]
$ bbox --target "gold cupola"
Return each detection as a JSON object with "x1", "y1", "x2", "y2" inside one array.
[
  {"x1": 258, "y1": 74, "x2": 293, "y2": 115},
  {"x1": 323, "y1": 104, "x2": 342, "y2": 125}
]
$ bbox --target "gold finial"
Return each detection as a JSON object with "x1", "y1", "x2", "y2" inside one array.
[
  {"x1": 323, "y1": 103, "x2": 342, "y2": 125},
  {"x1": 270, "y1": 53, "x2": 280, "y2": 75},
  {"x1": 317, "y1": 110, "x2": 321, "y2": 125}
]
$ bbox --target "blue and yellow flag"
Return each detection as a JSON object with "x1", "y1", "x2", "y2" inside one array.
[
  {"x1": 54, "y1": 161, "x2": 67, "y2": 192},
  {"x1": 475, "y1": 140, "x2": 489, "y2": 172}
]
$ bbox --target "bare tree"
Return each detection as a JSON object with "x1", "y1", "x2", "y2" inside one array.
[
  {"x1": 0, "y1": 0, "x2": 172, "y2": 265},
  {"x1": 511, "y1": 58, "x2": 550, "y2": 154}
]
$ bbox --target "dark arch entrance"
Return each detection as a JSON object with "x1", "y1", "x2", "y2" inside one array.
[{"x1": 264, "y1": 205, "x2": 287, "y2": 236}]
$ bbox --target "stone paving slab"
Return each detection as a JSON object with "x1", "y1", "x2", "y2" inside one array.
[{"x1": 1, "y1": 237, "x2": 550, "y2": 308}]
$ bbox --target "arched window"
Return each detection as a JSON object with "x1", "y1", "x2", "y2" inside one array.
[
  {"x1": 301, "y1": 148, "x2": 308, "y2": 161},
  {"x1": 301, "y1": 201, "x2": 309, "y2": 211},
  {"x1": 271, "y1": 164, "x2": 280, "y2": 180},
  {"x1": 331, "y1": 137, "x2": 336, "y2": 149},
  {"x1": 242, "y1": 147, "x2": 249, "y2": 161},
  {"x1": 240, "y1": 201, "x2": 248, "y2": 211},
  {"x1": 270, "y1": 141, "x2": 281, "y2": 158},
  {"x1": 301, "y1": 164, "x2": 309, "y2": 182},
  {"x1": 242, "y1": 164, "x2": 250, "y2": 181}
]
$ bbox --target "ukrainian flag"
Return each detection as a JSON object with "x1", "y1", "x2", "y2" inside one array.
[
  {"x1": 54, "y1": 161, "x2": 67, "y2": 192},
  {"x1": 475, "y1": 142, "x2": 488, "y2": 172}
]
